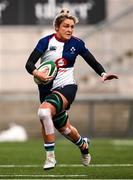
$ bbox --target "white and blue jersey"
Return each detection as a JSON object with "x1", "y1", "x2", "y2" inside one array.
[
  {"x1": 26, "y1": 33, "x2": 106, "y2": 90},
  {"x1": 35, "y1": 33, "x2": 93, "y2": 89}
]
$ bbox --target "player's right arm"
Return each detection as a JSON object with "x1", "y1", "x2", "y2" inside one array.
[
  {"x1": 25, "y1": 49, "x2": 52, "y2": 82},
  {"x1": 25, "y1": 35, "x2": 52, "y2": 74},
  {"x1": 25, "y1": 49, "x2": 42, "y2": 75}
]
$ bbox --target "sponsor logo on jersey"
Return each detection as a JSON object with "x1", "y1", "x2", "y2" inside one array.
[{"x1": 55, "y1": 58, "x2": 67, "y2": 68}]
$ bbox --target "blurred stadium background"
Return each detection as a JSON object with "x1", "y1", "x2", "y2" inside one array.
[{"x1": 0, "y1": 0, "x2": 133, "y2": 139}]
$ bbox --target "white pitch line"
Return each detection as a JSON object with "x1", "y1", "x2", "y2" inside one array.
[
  {"x1": 0, "y1": 164, "x2": 41, "y2": 168},
  {"x1": 0, "y1": 174, "x2": 87, "y2": 178},
  {"x1": 90, "y1": 164, "x2": 133, "y2": 167},
  {"x1": 59, "y1": 164, "x2": 133, "y2": 167},
  {"x1": 111, "y1": 140, "x2": 133, "y2": 146},
  {"x1": 0, "y1": 164, "x2": 133, "y2": 168}
]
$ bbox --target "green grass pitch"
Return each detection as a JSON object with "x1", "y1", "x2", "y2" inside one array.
[{"x1": 0, "y1": 138, "x2": 133, "y2": 179}]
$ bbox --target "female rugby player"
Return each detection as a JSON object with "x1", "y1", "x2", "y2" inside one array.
[{"x1": 25, "y1": 9, "x2": 118, "y2": 170}]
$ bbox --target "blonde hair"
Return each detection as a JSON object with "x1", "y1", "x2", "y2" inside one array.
[{"x1": 53, "y1": 8, "x2": 79, "y2": 29}]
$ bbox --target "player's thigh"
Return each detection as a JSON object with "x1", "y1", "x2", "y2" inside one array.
[{"x1": 53, "y1": 84, "x2": 78, "y2": 110}]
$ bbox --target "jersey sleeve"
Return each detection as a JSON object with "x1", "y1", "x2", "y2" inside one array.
[
  {"x1": 25, "y1": 35, "x2": 51, "y2": 74},
  {"x1": 25, "y1": 49, "x2": 42, "y2": 74},
  {"x1": 35, "y1": 37, "x2": 49, "y2": 53},
  {"x1": 78, "y1": 40, "x2": 106, "y2": 76}
]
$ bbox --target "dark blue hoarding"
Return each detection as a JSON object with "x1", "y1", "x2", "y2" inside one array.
[{"x1": 0, "y1": 0, "x2": 106, "y2": 25}]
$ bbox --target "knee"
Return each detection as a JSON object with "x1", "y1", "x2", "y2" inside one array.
[
  {"x1": 38, "y1": 108, "x2": 51, "y2": 120},
  {"x1": 58, "y1": 123, "x2": 72, "y2": 135},
  {"x1": 60, "y1": 125, "x2": 78, "y2": 136},
  {"x1": 38, "y1": 108, "x2": 54, "y2": 135},
  {"x1": 61, "y1": 126, "x2": 71, "y2": 135}
]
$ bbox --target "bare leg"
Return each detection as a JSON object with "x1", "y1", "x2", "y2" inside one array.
[
  {"x1": 38, "y1": 102, "x2": 56, "y2": 170},
  {"x1": 57, "y1": 119, "x2": 88, "y2": 151},
  {"x1": 38, "y1": 91, "x2": 69, "y2": 170}
]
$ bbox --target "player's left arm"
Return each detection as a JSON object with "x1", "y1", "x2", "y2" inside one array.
[
  {"x1": 78, "y1": 39, "x2": 118, "y2": 81},
  {"x1": 78, "y1": 41, "x2": 118, "y2": 82},
  {"x1": 83, "y1": 50, "x2": 118, "y2": 81},
  {"x1": 101, "y1": 72, "x2": 118, "y2": 82}
]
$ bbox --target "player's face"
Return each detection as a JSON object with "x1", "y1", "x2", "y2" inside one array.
[{"x1": 56, "y1": 19, "x2": 75, "y2": 41}]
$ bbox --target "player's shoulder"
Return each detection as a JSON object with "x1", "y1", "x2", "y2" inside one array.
[
  {"x1": 39, "y1": 34, "x2": 54, "y2": 43},
  {"x1": 71, "y1": 36, "x2": 85, "y2": 45},
  {"x1": 71, "y1": 36, "x2": 84, "y2": 42},
  {"x1": 36, "y1": 34, "x2": 54, "y2": 52}
]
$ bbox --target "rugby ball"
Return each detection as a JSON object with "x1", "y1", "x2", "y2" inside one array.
[{"x1": 34, "y1": 61, "x2": 57, "y2": 85}]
